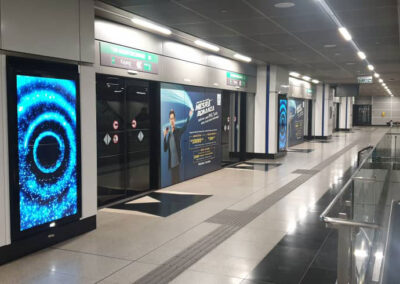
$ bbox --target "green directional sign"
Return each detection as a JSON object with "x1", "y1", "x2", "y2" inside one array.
[
  {"x1": 357, "y1": 76, "x2": 373, "y2": 84},
  {"x1": 100, "y1": 42, "x2": 159, "y2": 74},
  {"x1": 227, "y1": 72, "x2": 247, "y2": 88}
]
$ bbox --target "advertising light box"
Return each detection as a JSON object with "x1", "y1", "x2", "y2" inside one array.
[
  {"x1": 288, "y1": 99, "x2": 305, "y2": 147},
  {"x1": 160, "y1": 83, "x2": 222, "y2": 187},
  {"x1": 278, "y1": 95, "x2": 288, "y2": 152},
  {"x1": 7, "y1": 57, "x2": 81, "y2": 240}
]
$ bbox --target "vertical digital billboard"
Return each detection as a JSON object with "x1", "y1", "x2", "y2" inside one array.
[
  {"x1": 160, "y1": 83, "x2": 221, "y2": 188},
  {"x1": 7, "y1": 57, "x2": 81, "y2": 240},
  {"x1": 278, "y1": 95, "x2": 288, "y2": 152},
  {"x1": 288, "y1": 99, "x2": 305, "y2": 147}
]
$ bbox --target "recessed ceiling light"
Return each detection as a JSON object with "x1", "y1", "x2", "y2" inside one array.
[
  {"x1": 274, "y1": 2, "x2": 295, "y2": 8},
  {"x1": 324, "y1": 44, "x2": 336, "y2": 48},
  {"x1": 338, "y1": 27, "x2": 352, "y2": 41},
  {"x1": 131, "y1": 18, "x2": 172, "y2": 35},
  {"x1": 357, "y1": 51, "x2": 366, "y2": 60},
  {"x1": 194, "y1": 40, "x2": 220, "y2": 52},
  {"x1": 374, "y1": 73, "x2": 380, "y2": 78},
  {"x1": 379, "y1": 79, "x2": 383, "y2": 83},
  {"x1": 302, "y1": 76, "x2": 311, "y2": 81},
  {"x1": 367, "y1": 64, "x2": 374, "y2": 71},
  {"x1": 289, "y1": 71, "x2": 300, "y2": 77},
  {"x1": 312, "y1": 79, "x2": 320, "y2": 84},
  {"x1": 233, "y1": 53, "x2": 252, "y2": 62}
]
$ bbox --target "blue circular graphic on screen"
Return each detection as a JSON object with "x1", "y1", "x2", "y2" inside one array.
[
  {"x1": 279, "y1": 99, "x2": 287, "y2": 151},
  {"x1": 33, "y1": 131, "x2": 65, "y2": 174},
  {"x1": 16, "y1": 75, "x2": 78, "y2": 231}
]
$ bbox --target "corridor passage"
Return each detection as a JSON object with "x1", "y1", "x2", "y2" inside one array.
[{"x1": 0, "y1": 127, "x2": 386, "y2": 284}]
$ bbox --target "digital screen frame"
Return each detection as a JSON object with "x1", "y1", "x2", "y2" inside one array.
[
  {"x1": 7, "y1": 57, "x2": 81, "y2": 241},
  {"x1": 277, "y1": 95, "x2": 288, "y2": 152}
]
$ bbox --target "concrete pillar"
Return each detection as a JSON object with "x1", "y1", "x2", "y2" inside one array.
[
  {"x1": 254, "y1": 64, "x2": 288, "y2": 156},
  {"x1": 339, "y1": 96, "x2": 353, "y2": 130},
  {"x1": 254, "y1": 65, "x2": 267, "y2": 153},
  {"x1": 314, "y1": 83, "x2": 332, "y2": 138}
]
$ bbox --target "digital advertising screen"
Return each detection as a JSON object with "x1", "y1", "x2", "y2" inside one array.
[
  {"x1": 278, "y1": 95, "x2": 288, "y2": 152},
  {"x1": 7, "y1": 57, "x2": 81, "y2": 240},
  {"x1": 288, "y1": 99, "x2": 305, "y2": 147},
  {"x1": 160, "y1": 83, "x2": 221, "y2": 188}
]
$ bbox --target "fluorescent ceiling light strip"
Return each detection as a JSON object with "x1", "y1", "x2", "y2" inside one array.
[
  {"x1": 302, "y1": 76, "x2": 311, "y2": 81},
  {"x1": 374, "y1": 73, "x2": 380, "y2": 78},
  {"x1": 194, "y1": 40, "x2": 220, "y2": 52},
  {"x1": 312, "y1": 79, "x2": 319, "y2": 84},
  {"x1": 234, "y1": 53, "x2": 252, "y2": 62},
  {"x1": 289, "y1": 72, "x2": 300, "y2": 77},
  {"x1": 131, "y1": 18, "x2": 172, "y2": 35},
  {"x1": 357, "y1": 51, "x2": 366, "y2": 60},
  {"x1": 367, "y1": 64, "x2": 374, "y2": 71},
  {"x1": 338, "y1": 27, "x2": 352, "y2": 41}
]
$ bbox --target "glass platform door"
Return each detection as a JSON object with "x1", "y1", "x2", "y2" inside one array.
[{"x1": 96, "y1": 74, "x2": 150, "y2": 207}]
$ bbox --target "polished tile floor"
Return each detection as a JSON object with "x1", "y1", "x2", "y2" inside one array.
[{"x1": 0, "y1": 127, "x2": 387, "y2": 284}]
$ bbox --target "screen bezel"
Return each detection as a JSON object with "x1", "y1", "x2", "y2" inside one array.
[
  {"x1": 7, "y1": 56, "x2": 82, "y2": 241},
  {"x1": 277, "y1": 94, "x2": 288, "y2": 152}
]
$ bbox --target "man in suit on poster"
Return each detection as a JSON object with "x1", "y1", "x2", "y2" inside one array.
[{"x1": 163, "y1": 108, "x2": 193, "y2": 184}]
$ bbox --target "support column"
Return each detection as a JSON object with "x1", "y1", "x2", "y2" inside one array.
[
  {"x1": 339, "y1": 96, "x2": 353, "y2": 130},
  {"x1": 254, "y1": 65, "x2": 267, "y2": 153},
  {"x1": 314, "y1": 83, "x2": 332, "y2": 139},
  {"x1": 254, "y1": 64, "x2": 288, "y2": 158}
]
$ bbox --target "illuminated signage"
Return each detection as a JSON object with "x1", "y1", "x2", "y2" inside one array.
[{"x1": 100, "y1": 42, "x2": 159, "y2": 74}]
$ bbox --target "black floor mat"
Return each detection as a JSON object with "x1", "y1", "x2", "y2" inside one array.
[
  {"x1": 229, "y1": 162, "x2": 281, "y2": 171},
  {"x1": 109, "y1": 192, "x2": 211, "y2": 217}
]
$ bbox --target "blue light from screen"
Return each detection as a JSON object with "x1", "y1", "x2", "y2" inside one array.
[
  {"x1": 279, "y1": 99, "x2": 287, "y2": 151},
  {"x1": 16, "y1": 75, "x2": 78, "y2": 231}
]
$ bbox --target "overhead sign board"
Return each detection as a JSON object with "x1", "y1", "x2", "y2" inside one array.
[
  {"x1": 100, "y1": 42, "x2": 159, "y2": 74},
  {"x1": 357, "y1": 76, "x2": 373, "y2": 84},
  {"x1": 226, "y1": 72, "x2": 247, "y2": 88}
]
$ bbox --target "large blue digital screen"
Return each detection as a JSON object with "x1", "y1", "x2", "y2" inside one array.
[
  {"x1": 278, "y1": 98, "x2": 288, "y2": 152},
  {"x1": 16, "y1": 75, "x2": 78, "y2": 231}
]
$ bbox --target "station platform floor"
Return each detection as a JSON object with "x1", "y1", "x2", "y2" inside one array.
[{"x1": 0, "y1": 127, "x2": 388, "y2": 284}]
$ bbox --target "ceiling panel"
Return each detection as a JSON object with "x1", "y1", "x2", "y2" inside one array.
[
  {"x1": 244, "y1": 0, "x2": 323, "y2": 18},
  {"x1": 327, "y1": 0, "x2": 397, "y2": 11},
  {"x1": 100, "y1": 0, "x2": 400, "y2": 93},
  {"x1": 172, "y1": 22, "x2": 237, "y2": 38},
  {"x1": 220, "y1": 18, "x2": 283, "y2": 36},
  {"x1": 173, "y1": 0, "x2": 261, "y2": 21},
  {"x1": 271, "y1": 13, "x2": 336, "y2": 33},
  {"x1": 336, "y1": 6, "x2": 397, "y2": 29}
]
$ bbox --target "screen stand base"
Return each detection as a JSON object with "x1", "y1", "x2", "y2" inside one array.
[{"x1": 0, "y1": 215, "x2": 96, "y2": 265}]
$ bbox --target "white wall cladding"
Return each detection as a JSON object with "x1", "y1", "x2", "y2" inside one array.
[{"x1": 372, "y1": 96, "x2": 400, "y2": 125}]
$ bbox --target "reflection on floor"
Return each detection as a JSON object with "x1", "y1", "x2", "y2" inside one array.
[
  {"x1": 246, "y1": 166, "x2": 353, "y2": 284},
  {"x1": 110, "y1": 192, "x2": 212, "y2": 217},
  {"x1": 228, "y1": 162, "x2": 281, "y2": 171},
  {"x1": 0, "y1": 127, "x2": 389, "y2": 284},
  {"x1": 287, "y1": 148, "x2": 314, "y2": 153},
  {"x1": 310, "y1": 140, "x2": 333, "y2": 143}
]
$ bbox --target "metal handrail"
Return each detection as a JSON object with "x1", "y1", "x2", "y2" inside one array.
[
  {"x1": 357, "y1": 145, "x2": 373, "y2": 167},
  {"x1": 320, "y1": 142, "x2": 380, "y2": 229},
  {"x1": 322, "y1": 216, "x2": 379, "y2": 229}
]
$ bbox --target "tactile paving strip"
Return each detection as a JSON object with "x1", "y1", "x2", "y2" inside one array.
[
  {"x1": 133, "y1": 140, "x2": 360, "y2": 284},
  {"x1": 292, "y1": 169, "x2": 320, "y2": 175}
]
